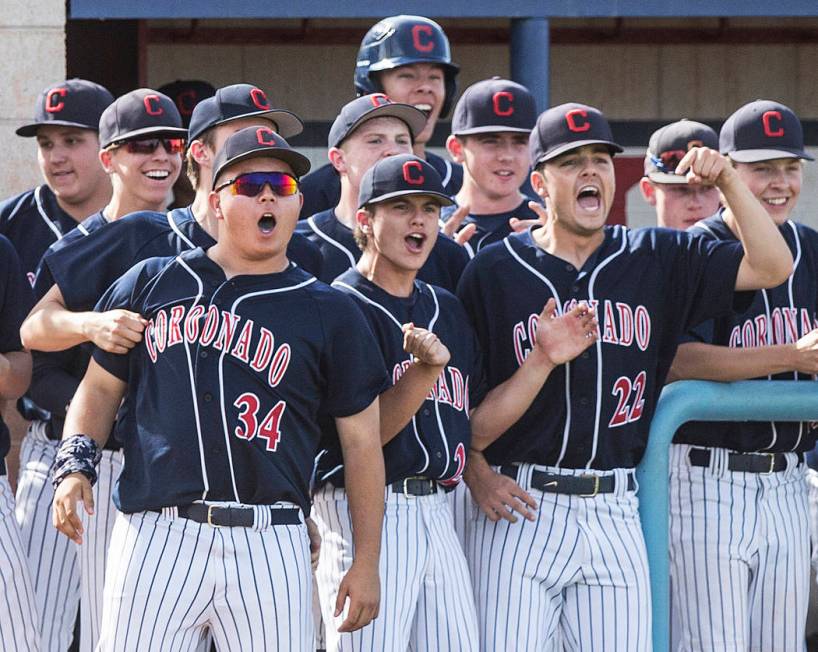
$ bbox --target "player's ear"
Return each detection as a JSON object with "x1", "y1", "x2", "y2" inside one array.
[
  {"x1": 530, "y1": 168, "x2": 549, "y2": 201},
  {"x1": 639, "y1": 178, "x2": 657, "y2": 206},
  {"x1": 356, "y1": 207, "x2": 372, "y2": 231},
  {"x1": 99, "y1": 148, "x2": 115, "y2": 174},
  {"x1": 189, "y1": 140, "x2": 211, "y2": 169},
  {"x1": 209, "y1": 190, "x2": 223, "y2": 219},
  {"x1": 446, "y1": 135, "x2": 464, "y2": 163},
  {"x1": 328, "y1": 147, "x2": 346, "y2": 175}
]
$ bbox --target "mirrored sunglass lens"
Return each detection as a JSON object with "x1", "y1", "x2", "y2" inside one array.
[
  {"x1": 231, "y1": 172, "x2": 299, "y2": 197},
  {"x1": 124, "y1": 138, "x2": 185, "y2": 154},
  {"x1": 658, "y1": 150, "x2": 685, "y2": 172}
]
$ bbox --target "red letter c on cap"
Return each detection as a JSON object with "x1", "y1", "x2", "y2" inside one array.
[
  {"x1": 412, "y1": 25, "x2": 435, "y2": 53},
  {"x1": 762, "y1": 110, "x2": 784, "y2": 137},
  {"x1": 45, "y1": 88, "x2": 67, "y2": 113},
  {"x1": 565, "y1": 109, "x2": 590, "y2": 133},
  {"x1": 143, "y1": 95, "x2": 164, "y2": 116},
  {"x1": 403, "y1": 160, "x2": 425, "y2": 185},
  {"x1": 370, "y1": 93, "x2": 391, "y2": 107},
  {"x1": 492, "y1": 91, "x2": 514, "y2": 117},
  {"x1": 250, "y1": 88, "x2": 270, "y2": 110},
  {"x1": 256, "y1": 127, "x2": 276, "y2": 145}
]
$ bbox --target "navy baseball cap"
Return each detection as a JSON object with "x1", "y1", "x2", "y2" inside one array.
[
  {"x1": 188, "y1": 84, "x2": 303, "y2": 144},
  {"x1": 452, "y1": 77, "x2": 537, "y2": 136},
  {"x1": 211, "y1": 126, "x2": 311, "y2": 190},
  {"x1": 329, "y1": 93, "x2": 427, "y2": 149},
  {"x1": 720, "y1": 100, "x2": 814, "y2": 162},
  {"x1": 358, "y1": 154, "x2": 454, "y2": 209},
  {"x1": 17, "y1": 79, "x2": 114, "y2": 137},
  {"x1": 645, "y1": 119, "x2": 719, "y2": 184},
  {"x1": 157, "y1": 79, "x2": 216, "y2": 128},
  {"x1": 529, "y1": 103, "x2": 623, "y2": 167},
  {"x1": 99, "y1": 89, "x2": 187, "y2": 149}
]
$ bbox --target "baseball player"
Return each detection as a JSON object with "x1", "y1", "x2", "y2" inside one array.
[
  {"x1": 296, "y1": 94, "x2": 468, "y2": 290},
  {"x1": 0, "y1": 236, "x2": 40, "y2": 651},
  {"x1": 157, "y1": 79, "x2": 217, "y2": 209},
  {"x1": 0, "y1": 79, "x2": 113, "y2": 285},
  {"x1": 18, "y1": 87, "x2": 186, "y2": 652},
  {"x1": 299, "y1": 15, "x2": 463, "y2": 219},
  {"x1": 456, "y1": 102, "x2": 793, "y2": 651},
  {"x1": 441, "y1": 77, "x2": 538, "y2": 258},
  {"x1": 639, "y1": 119, "x2": 722, "y2": 230},
  {"x1": 51, "y1": 126, "x2": 388, "y2": 652},
  {"x1": 313, "y1": 153, "x2": 598, "y2": 651},
  {"x1": 669, "y1": 100, "x2": 818, "y2": 651},
  {"x1": 21, "y1": 84, "x2": 320, "y2": 356}
]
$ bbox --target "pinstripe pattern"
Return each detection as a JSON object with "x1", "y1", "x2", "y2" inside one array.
[
  {"x1": 0, "y1": 475, "x2": 41, "y2": 650},
  {"x1": 669, "y1": 444, "x2": 810, "y2": 652},
  {"x1": 467, "y1": 463, "x2": 651, "y2": 652},
  {"x1": 806, "y1": 468, "x2": 818, "y2": 579},
  {"x1": 14, "y1": 421, "x2": 79, "y2": 651},
  {"x1": 314, "y1": 485, "x2": 478, "y2": 652},
  {"x1": 448, "y1": 481, "x2": 475, "y2": 552},
  {"x1": 97, "y1": 508, "x2": 312, "y2": 652},
  {"x1": 78, "y1": 448, "x2": 123, "y2": 651}
]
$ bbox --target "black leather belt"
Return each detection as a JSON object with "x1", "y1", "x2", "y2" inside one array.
[
  {"x1": 150, "y1": 504, "x2": 301, "y2": 527},
  {"x1": 688, "y1": 448, "x2": 803, "y2": 474},
  {"x1": 391, "y1": 477, "x2": 439, "y2": 496},
  {"x1": 501, "y1": 465, "x2": 634, "y2": 496}
]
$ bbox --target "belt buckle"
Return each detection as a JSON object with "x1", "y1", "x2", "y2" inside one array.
[
  {"x1": 579, "y1": 474, "x2": 600, "y2": 497},
  {"x1": 207, "y1": 505, "x2": 223, "y2": 527},
  {"x1": 402, "y1": 478, "x2": 412, "y2": 496},
  {"x1": 762, "y1": 452, "x2": 776, "y2": 475}
]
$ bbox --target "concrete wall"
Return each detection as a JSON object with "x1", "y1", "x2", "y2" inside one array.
[{"x1": 0, "y1": 0, "x2": 66, "y2": 198}]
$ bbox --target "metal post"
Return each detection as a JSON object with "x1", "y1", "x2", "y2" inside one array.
[
  {"x1": 637, "y1": 380, "x2": 818, "y2": 651},
  {"x1": 510, "y1": 18, "x2": 549, "y2": 112}
]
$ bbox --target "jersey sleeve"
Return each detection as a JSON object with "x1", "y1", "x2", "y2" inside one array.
[
  {"x1": 0, "y1": 236, "x2": 34, "y2": 353},
  {"x1": 319, "y1": 292, "x2": 390, "y2": 417},
  {"x1": 664, "y1": 230, "x2": 745, "y2": 331},
  {"x1": 90, "y1": 260, "x2": 155, "y2": 381}
]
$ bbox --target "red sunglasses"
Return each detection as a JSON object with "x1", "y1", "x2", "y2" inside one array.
[{"x1": 115, "y1": 137, "x2": 186, "y2": 155}]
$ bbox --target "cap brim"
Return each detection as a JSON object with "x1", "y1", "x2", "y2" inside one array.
[
  {"x1": 16, "y1": 120, "x2": 98, "y2": 137},
  {"x1": 728, "y1": 148, "x2": 814, "y2": 162},
  {"x1": 361, "y1": 189, "x2": 454, "y2": 209},
  {"x1": 212, "y1": 147, "x2": 312, "y2": 189},
  {"x1": 104, "y1": 126, "x2": 188, "y2": 148},
  {"x1": 207, "y1": 110, "x2": 304, "y2": 140},
  {"x1": 536, "y1": 139, "x2": 624, "y2": 165},
  {"x1": 336, "y1": 104, "x2": 428, "y2": 147},
  {"x1": 647, "y1": 171, "x2": 691, "y2": 184},
  {"x1": 453, "y1": 125, "x2": 532, "y2": 136}
]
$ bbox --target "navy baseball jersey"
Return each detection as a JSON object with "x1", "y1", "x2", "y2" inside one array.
[
  {"x1": 93, "y1": 248, "x2": 388, "y2": 514},
  {"x1": 0, "y1": 237, "x2": 34, "y2": 463},
  {"x1": 295, "y1": 208, "x2": 469, "y2": 291},
  {"x1": 440, "y1": 199, "x2": 538, "y2": 257},
  {"x1": 314, "y1": 268, "x2": 485, "y2": 488},
  {"x1": 0, "y1": 185, "x2": 78, "y2": 285},
  {"x1": 457, "y1": 225, "x2": 745, "y2": 470},
  {"x1": 675, "y1": 213, "x2": 818, "y2": 453},
  {"x1": 298, "y1": 151, "x2": 463, "y2": 220},
  {"x1": 41, "y1": 206, "x2": 322, "y2": 312}
]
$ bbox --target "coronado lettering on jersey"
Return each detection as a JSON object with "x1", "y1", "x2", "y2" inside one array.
[
  {"x1": 512, "y1": 299, "x2": 652, "y2": 366},
  {"x1": 728, "y1": 307, "x2": 818, "y2": 348},
  {"x1": 143, "y1": 304, "x2": 292, "y2": 387},
  {"x1": 392, "y1": 360, "x2": 471, "y2": 414}
]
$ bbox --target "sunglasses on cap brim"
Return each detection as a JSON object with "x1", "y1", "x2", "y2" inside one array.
[
  {"x1": 649, "y1": 149, "x2": 688, "y2": 174},
  {"x1": 112, "y1": 137, "x2": 186, "y2": 155},
  {"x1": 214, "y1": 171, "x2": 300, "y2": 197}
]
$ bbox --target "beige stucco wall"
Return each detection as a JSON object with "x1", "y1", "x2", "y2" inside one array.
[{"x1": 0, "y1": 0, "x2": 66, "y2": 199}]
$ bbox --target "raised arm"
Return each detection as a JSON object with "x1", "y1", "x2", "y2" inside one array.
[
  {"x1": 377, "y1": 323, "x2": 450, "y2": 444},
  {"x1": 21, "y1": 283, "x2": 147, "y2": 353},
  {"x1": 675, "y1": 148, "x2": 793, "y2": 290},
  {"x1": 332, "y1": 397, "x2": 384, "y2": 634},
  {"x1": 51, "y1": 359, "x2": 126, "y2": 544},
  {"x1": 669, "y1": 329, "x2": 818, "y2": 383}
]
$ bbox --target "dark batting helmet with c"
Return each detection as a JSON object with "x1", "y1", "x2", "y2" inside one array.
[{"x1": 354, "y1": 15, "x2": 459, "y2": 118}]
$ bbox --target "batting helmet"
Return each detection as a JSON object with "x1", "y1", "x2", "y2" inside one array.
[{"x1": 355, "y1": 15, "x2": 460, "y2": 118}]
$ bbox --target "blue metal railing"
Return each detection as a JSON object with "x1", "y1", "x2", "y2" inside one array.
[{"x1": 637, "y1": 380, "x2": 818, "y2": 651}]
